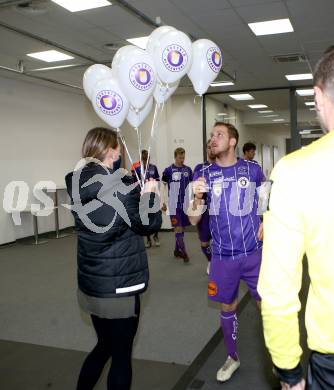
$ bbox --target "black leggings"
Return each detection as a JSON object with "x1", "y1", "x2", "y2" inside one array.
[{"x1": 77, "y1": 308, "x2": 140, "y2": 390}]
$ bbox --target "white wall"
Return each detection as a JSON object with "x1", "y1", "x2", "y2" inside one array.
[{"x1": 0, "y1": 74, "x2": 105, "y2": 245}]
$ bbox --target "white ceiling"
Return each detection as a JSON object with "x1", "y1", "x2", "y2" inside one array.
[{"x1": 0, "y1": 0, "x2": 333, "y2": 89}]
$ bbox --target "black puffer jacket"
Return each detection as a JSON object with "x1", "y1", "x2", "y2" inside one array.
[{"x1": 65, "y1": 163, "x2": 162, "y2": 298}]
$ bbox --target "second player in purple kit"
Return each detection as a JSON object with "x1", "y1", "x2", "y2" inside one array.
[
  {"x1": 190, "y1": 122, "x2": 265, "y2": 383},
  {"x1": 162, "y1": 147, "x2": 193, "y2": 262},
  {"x1": 131, "y1": 149, "x2": 161, "y2": 248},
  {"x1": 193, "y1": 140, "x2": 216, "y2": 274}
]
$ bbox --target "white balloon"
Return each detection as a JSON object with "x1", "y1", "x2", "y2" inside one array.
[
  {"x1": 112, "y1": 45, "x2": 156, "y2": 110},
  {"x1": 146, "y1": 25, "x2": 176, "y2": 55},
  {"x1": 111, "y1": 45, "x2": 133, "y2": 70},
  {"x1": 187, "y1": 39, "x2": 222, "y2": 95},
  {"x1": 127, "y1": 96, "x2": 153, "y2": 128},
  {"x1": 83, "y1": 64, "x2": 113, "y2": 101},
  {"x1": 153, "y1": 79, "x2": 179, "y2": 105},
  {"x1": 91, "y1": 78, "x2": 129, "y2": 129},
  {"x1": 152, "y1": 29, "x2": 192, "y2": 84}
]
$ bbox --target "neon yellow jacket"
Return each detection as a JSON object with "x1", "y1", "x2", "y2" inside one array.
[{"x1": 258, "y1": 130, "x2": 334, "y2": 369}]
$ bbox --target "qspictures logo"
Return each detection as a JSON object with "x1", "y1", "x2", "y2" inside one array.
[
  {"x1": 162, "y1": 44, "x2": 188, "y2": 72},
  {"x1": 96, "y1": 90, "x2": 123, "y2": 116}
]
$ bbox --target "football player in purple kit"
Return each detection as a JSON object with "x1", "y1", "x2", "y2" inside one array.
[
  {"x1": 162, "y1": 147, "x2": 193, "y2": 262},
  {"x1": 189, "y1": 122, "x2": 265, "y2": 382},
  {"x1": 131, "y1": 149, "x2": 161, "y2": 248},
  {"x1": 193, "y1": 140, "x2": 216, "y2": 274}
]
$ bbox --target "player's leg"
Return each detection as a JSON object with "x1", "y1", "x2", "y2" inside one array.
[
  {"x1": 175, "y1": 226, "x2": 189, "y2": 262},
  {"x1": 153, "y1": 232, "x2": 160, "y2": 247},
  {"x1": 145, "y1": 235, "x2": 152, "y2": 249},
  {"x1": 197, "y1": 211, "x2": 211, "y2": 273},
  {"x1": 208, "y1": 256, "x2": 241, "y2": 382},
  {"x1": 240, "y1": 249, "x2": 262, "y2": 306}
]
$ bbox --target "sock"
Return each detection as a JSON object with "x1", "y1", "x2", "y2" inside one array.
[
  {"x1": 201, "y1": 245, "x2": 211, "y2": 262},
  {"x1": 220, "y1": 310, "x2": 238, "y2": 361},
  {"x1": 175, "y1": 232, "x2": 185, "y2": 253}
]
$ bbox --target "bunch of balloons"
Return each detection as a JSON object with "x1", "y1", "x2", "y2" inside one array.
[{"x1": 83, "y1": 25, "x2": 223, "y2": 130}]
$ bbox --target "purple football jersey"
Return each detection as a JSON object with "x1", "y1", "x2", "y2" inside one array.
[
  {"x1": 162, "y1": 164, "x2": 193, "y2": 213},
  {"x1": 132, "y1": 162, "x2": 160, "y2": 182},
  {"x1": 193, "y1": 161, "x2": 213, "y2": 181},
  {"x1": 203, "y1": 159, "x2": 265, "y2": 259}
]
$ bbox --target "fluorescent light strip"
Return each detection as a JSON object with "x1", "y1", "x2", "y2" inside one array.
[
  {"x1": 262, "y1": 114, "x2": 279, "y2": 118},
  {"x1": 30, "y1": 64, "x2": 79, "y2": 71},
  {"x1": 51, "y1": 0, "x2": 111, "y2": 12},
  {"x1": 258, "y1": 110, "x2": 273, "y2": 113},
  {"x1": 126, "y1": 36, "x2": 149, "y2": 49},
  {"x1": 286, "y1": 73, "x2": 313, "y2": 81},
  {"x1": 210, "y1": 81, "x2": 235, "y2": 87},
  {"x1": 296, "y1": 89, "x2": 314, "y2": 96},
  {"x1": 273, "y1": 119, "x2": 285, "y2": 122},
  {"x1": 217, "y1": 113, "x2": 228, "y2": 116},
  {"x1": 309, "y1": 108, "x2": 316, "y2": 111},
  {"x1": 27, "y1": 50, "x2": 74, "y2": 62},
  {"x1": 305, "y1": 102, "x2": 315, "y2": 106},
  {"x1": 248, "y1": 18, "x2": 294, "y2": 36},
  {"x1": 229, "y1": 94, "x2": 254, "y2": 101},
  {"x1": 248, "y1": 104, "x2": 268, "y2": 109}
]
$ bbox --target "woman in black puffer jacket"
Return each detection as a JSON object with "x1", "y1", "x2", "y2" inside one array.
[{"x1": 65, "y1": 127, "x2": 162, "y2": 390}]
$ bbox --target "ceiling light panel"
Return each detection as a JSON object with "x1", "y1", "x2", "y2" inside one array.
[
  {"x1": 27, "y1": 50, "x2": 74, "y2": 62},
  {"x1": 248, "y1": 104, "x2": 268, "y2": 109},
  {"x1": 126, "y1": 36, "x2": 149, "y2": 49},
  {"x1": 229, "y1": 94, "x2": 254, "y2": 101},
  {"x1": 51, "y1": 0, "x2": 111, "y2": 12},
  {"x1": 296, "y1": 89, "x2": 314, "y2": 96},
  {"x1": 248, "y1": 18, "x2": 294, "y2": 36},
  {"x1": 286, "y1": 73, "x2": 313, "y2": 81}
]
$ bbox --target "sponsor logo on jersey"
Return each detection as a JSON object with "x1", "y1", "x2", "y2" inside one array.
[
  {"x1": 208, "y1": 281, "x2": 218, "y2": 297},
  {"x1": 213, "y1": 181, "x2": 222, "y2": 196},
  {"x1": 172, "y1": 171, "x2": 182, "y2": 181}
]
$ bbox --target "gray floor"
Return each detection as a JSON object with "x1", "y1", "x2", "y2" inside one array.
[
  {"x1": 0, "y1": 339, "x2": 186, "y2": 390},
  {"x1": 0, "y1": 230, "x2": 308, "y2": 390},
  {"x1": 0, "y1": 231, "x2": 239, "y2": 366},
  {"x1": 180, "y1": 261, "x2": 310, "y2": 390}
]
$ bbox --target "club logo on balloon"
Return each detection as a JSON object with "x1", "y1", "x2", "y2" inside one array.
[
  {"x1": 207, "y1": 47, "x2": 222, "y2": 73},
  {"x1": 163, "y1": 44, "x2": 188, "y2": 72},
  {"x1": 96, "y1": 90, "x2": 123, "y2": 116},
  {"x1": 129, "y1": 63, "x2": 154, "y2": 91}
]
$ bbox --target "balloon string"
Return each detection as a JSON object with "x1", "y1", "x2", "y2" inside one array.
[
  {"x1": 118, "y1": 128, "x2": 143, "y2": 190},
  {"x1": 144, "y1": 102, "x2": 161, "y2": 181},
  {"x1": 135, "y1": 126, "x2": 144, "y2": 188},
  {"x1": 193, "y1": 94, "x2": 202, "y2": 105}
]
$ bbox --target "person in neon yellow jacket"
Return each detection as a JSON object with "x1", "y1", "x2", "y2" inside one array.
[{"x1": 258, "y1": 50, "x2": 334, "y2": 389}]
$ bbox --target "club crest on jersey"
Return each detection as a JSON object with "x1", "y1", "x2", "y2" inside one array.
[
  {"x1": 183, "y1": 171, "x2": 189, "y2": 177},
  {"x1": 238, "y1": 176, "x2": 250, "y2": 189},
  {"x1": 172, "y1": 171, "x2": 182, "y2": 181}
]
